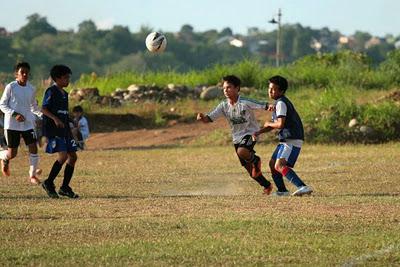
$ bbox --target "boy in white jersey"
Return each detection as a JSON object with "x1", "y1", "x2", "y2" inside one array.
[
  {"x1": 71, "y1": 105, "x2": 90, "y2": 150},
  {"x1": 0, "y1": 62, "x2": 42, "y2": 184},
  {"x1": 254, "y1": 75, "x2": 312, "y2": 196},
  {"x1": 197, "y1": 75, "x2": 273, "y2": 195}
]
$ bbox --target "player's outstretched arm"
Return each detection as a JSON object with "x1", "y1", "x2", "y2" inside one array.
[{"x1": 197, "y1": 113, "x2": 212, "y2": 123}]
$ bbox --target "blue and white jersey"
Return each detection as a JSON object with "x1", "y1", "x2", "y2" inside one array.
[
  {"x1": 272, "y1": 96, "x2": 304, "y2": 147},
  {"x1": 0, "y1": 81, "x2": 41, "y2": 131},
  {"x1": 208, "y1": 96, "x2": 267, "y2": 144}
]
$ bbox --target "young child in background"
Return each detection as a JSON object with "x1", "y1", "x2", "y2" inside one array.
[
  {"x1": 71, "y1": 105, "x2": 89, "y2": 150},
  {"x1": 41, "y1": 65, "x2": 79, "y2": 198},
  {"x1": 0, "y1": 62, "x2": 42, "y2": 184},
  {"x1": 197, "y1": 75, "x2": 273, "y2": 195},
  {"x1": 254, "y1": 75, "x2": 313, "y2": 196}
]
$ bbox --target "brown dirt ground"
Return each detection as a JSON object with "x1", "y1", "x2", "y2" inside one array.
[{"x1": 86, "y1": 119, "x2": 228, "y2": 150}]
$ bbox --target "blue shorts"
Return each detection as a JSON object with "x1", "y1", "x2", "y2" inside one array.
[
  {"x1": 46, "y1": 136, "x2": 78, "y2": 154},
  {"x1": 271, "y1": 143, "x2": 301, "y2": 167}
]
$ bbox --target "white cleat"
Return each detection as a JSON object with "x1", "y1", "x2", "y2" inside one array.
[{"x1": 292, "y1": 186, "x2": 313, "y2": 196}]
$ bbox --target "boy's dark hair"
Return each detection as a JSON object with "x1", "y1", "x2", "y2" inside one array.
[
  {"x1": 72, "y1": 105, "x2": 83, "y2": 113},
  {"x1": 14, "y1": 62, "x2": 30, "y2": 72},
  {"x1": 269, "y1": 75, "x2": 288, "y2": 93},
  {"x1": 222, "y1": 75, "x2": 241, "y2": 89},
  {"x1": 50, "y1": 65, "x2": 72, "y2": 80}
]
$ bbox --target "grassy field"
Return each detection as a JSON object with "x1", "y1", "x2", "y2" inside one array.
[{"x1": 1, "y1": 143, "x2": 400, "y2": 266}]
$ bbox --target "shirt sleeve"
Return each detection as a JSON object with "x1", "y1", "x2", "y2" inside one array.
[
  {"x1": 275, "y1": 100, "x2": 287, "y2": 118},
  {"x1": 42, "y1": 89, "x2": 52, "y2": 108},
  {"x1": 0, "y1": 84, "x2": 15, "y2": 115},
  {"x1": 244, "y1": 98, "x2": 268, "y2": 110},
  {"x1": 207, "y1": 102, "x2": 225, "y2": 122}
]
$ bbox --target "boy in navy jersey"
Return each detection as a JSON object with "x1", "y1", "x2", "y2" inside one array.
[
  {"x1": 254, "y1": 75, "x2": 312, "y2": 196},
  {"x1": 197, "y1": 75, "x2": 273, "y2": 195},
  {"x1": 41, "y1": 65, "x2": 79, "y2": 198}
]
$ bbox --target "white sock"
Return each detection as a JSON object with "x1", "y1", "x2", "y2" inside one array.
[
  {"x1": 0, "y1": 150, "x2": 9, "y2": 161},
  {"x1": 29, "y1": 153, "x2": 39, "y2": 178}
]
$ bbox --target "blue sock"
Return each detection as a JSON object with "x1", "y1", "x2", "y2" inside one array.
[
  {"x1": 272, "y1": 172, "x2": 288, "y2": 192},
  {"x1": 282, "y1": 167, "x2": 306, "y2": 188}
]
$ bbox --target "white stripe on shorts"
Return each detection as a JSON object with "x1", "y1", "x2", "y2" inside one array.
[{"x1": 277, "y1": 143, "x2": 294, "y2": 161}]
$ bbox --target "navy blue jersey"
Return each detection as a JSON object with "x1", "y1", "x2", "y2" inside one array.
[
  {"x1": 42, "y1": 85, "x2": 71, "y2": 138},
  {"x1": 273, "y1": 96, "x2": 304, "y2": 141}
]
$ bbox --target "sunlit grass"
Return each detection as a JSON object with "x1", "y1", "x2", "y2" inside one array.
[{"x1": 1, "y1": 143, "x2": 399, "y2": 265}]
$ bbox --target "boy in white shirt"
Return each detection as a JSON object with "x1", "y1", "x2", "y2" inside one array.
[
  {"x1": 0, "y1": 62, "x2": 42, "y2": 184},
  {"x1": 197, "y1": 75, "x2": 273, "y2": 195},
  {"x1": 71, "y1": 105, "x2": 89, "y2": 150}
]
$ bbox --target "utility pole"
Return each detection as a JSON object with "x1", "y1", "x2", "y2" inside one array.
[{"x1": 269, "y1": 8, "x2": 282, "y2": 67}]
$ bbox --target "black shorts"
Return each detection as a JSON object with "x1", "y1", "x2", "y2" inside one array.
[
  {"x1": 4, "y1": 129, "x2": 37, "y2": 148},
  {"x1": 233, "y1": 135, "x2": 256, "y2": 166}
]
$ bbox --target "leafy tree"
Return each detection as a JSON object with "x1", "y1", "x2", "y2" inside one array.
[{"x1": 15, "y1": 14, "x2": 57, "y2": 42}]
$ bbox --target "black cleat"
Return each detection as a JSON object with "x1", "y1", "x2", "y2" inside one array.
[
  {"x1": 42, "y1": 180, "x2": 59, "y2": 198},
  {"x1": 58, "y1": 186, "x2": 79, "y2": 199}
]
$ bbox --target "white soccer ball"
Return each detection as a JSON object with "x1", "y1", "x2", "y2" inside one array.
[{"x1": 145, "y1": 32, "x2": 167, "y2": 53}]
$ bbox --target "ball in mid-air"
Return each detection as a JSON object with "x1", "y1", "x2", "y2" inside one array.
[{"x1": 145, "y1": 32, "x2": 167, "y2": 53}]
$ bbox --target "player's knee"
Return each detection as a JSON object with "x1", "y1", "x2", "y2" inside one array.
[
  {"x1": 274, "y1": 162, "x2": 283, "y2": 173},
  {"x1": 69, "y1": 153, "x2": 78, "y2": 164},
  {"x1": 58, "y1": 154, "x2": 68, "y2": 164}
]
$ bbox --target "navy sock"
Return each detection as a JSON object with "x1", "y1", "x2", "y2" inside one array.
[
  {"x1": 272, "y1": 172, "x2": 288, "y2": 192},
  {"x1": 282, "y1": 167, "x2": 306, "y2": 188},
  {"x1": 62, "y1": 164, "x2": 75, "y2": 188},
  {"x1": 47, "y1": 161, "x2": 63, "y2": 183}
]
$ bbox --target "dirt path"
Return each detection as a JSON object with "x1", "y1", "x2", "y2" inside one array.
[{"x1": 86, "y1": 119, "x2": 228, "y2": 150}]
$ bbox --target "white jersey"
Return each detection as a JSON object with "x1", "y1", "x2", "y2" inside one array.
[
  {"x1": 208, "y1": 96, "x2": 267, "y2": 144},
  {"x1": 0, "y1": 81, "x2": 42, "y2": 131},
  {"x1": 77, "y1": 116, "x2": 90, "y2": 140}
]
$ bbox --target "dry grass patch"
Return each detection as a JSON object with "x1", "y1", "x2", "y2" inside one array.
[{"x1": 0, "y1": 144, "x2": 399, "y2": 266}]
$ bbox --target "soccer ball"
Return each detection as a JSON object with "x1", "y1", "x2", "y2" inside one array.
[{"x1": 145, "y1": 32, "x2": 167, "y2": 53}]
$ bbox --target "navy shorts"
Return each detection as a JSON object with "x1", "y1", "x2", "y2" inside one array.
[{"x1": 46, "y1": 136, "x2": 78, "y2": 154}]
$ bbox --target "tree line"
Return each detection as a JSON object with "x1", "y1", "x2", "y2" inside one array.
[{"x1": 0, "y1": 13, "x2": 398, "y2": 82}]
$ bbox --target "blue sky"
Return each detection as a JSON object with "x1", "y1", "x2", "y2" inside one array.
[{"x1": 1, "y1": 0, "x2": 399, "y2": 37}]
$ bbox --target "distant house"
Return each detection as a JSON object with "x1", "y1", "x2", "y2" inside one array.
[
  {"x1": 364, "y1": 37, "x2": 382, "y2": 49},
  {"x1": 0, "y1": 27, "x2": 9, "y2": 37},
  {"x1": 215, "y1": 36, "x2": 244, "y2": 47}
]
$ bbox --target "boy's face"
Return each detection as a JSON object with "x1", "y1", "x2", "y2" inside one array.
[
  {"x1": 222, "y1": 81, "x2": 239, "y2": 100},
  {"x1": 268, "y1": 82, "x2": 283, "y2": 100},
  {"x1": 55, "y1": 74, "x2": 71, "y2": 88},
  {"x1": 73, "y1": 111, "x2": 82, "y2": 118},
  {"x1": 15, "y1": 67, "x2": 30, "y2": 85}
]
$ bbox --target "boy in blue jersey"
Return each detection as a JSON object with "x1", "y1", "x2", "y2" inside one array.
[
  {"x1": 254, "y1": 75, "x2": 312, "y2": 196},
  {"x1": 41, "y1": 65, "x2": 79, "y2": 198},
  {"x1": 197, "y1": 75, "x2": 273, "y2": 195}
]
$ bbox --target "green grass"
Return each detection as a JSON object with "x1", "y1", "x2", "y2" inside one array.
[{"x1": 1, "y1": 143, "x2": 400, "y2": 266}]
